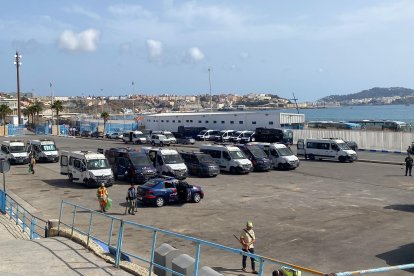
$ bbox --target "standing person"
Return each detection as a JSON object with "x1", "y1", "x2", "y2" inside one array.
[
  {"x1": 126, "y1": 183, "x2": 137, "y2": 215},
  {"x1": 28, "y1": 154, "x2": 36, "y2": 174},
  {"x1": 405, "y1": 154, "x2": 413, "y2": 176},
  {"x1": 97, "y1": 183, "x2": 108, "y2": 212},
  {"x1": 240, "y1": 221, "x2": 258, "y2": 274}
]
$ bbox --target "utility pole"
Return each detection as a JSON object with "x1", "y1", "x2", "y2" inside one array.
[
  {"x1": 132, "y1": 81, "x2": 135, "y2": 115},
  {"x1": 208, "y1": 68, "x2": 212, "y2": 112},
  {"x1": 14, "y1": 52, "x2": 22, "y2": 125}
]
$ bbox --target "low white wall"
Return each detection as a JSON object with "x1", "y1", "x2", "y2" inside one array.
[{"x1": 292, "y1": 129, "x2": 413, "y2": 152}]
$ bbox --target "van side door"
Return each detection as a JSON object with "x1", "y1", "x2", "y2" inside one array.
[
  {"x1": 222, "y1": 151, "x2": 231, "y2": 170},
  {"x1": 71, "y1": 158, "x2": 83, "y2": 181}
]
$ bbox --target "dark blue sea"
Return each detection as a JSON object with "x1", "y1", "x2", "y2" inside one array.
[{"x1": 280, "y1": 105, "x2": 414, "y2": 123}]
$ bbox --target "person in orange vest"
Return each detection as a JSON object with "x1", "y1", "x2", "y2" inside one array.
[{"x1": 97, "y1": 183, "x2": 108, "y2": 212}]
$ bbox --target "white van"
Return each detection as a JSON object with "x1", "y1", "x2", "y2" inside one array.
[
  {"x1": 200, "y1": 144, "x2": 252, "y2": 174},
  {"x1": 27, "y1": 139, "x2": 59, "y2": 162},
  {"x1": 214, "y1": 130, "x2": 236, "y2": 142},
  {"x1": 196, "y1": 130, "x2": 220, "y2": 141},
  {"x1": 1, "y1": 140, "x2": 30, "y2": 165},
  {"x1": 250, "y1": 142, "x2": 299, "y2": 170},
  {"x1": 143, "y1": 148, "x2": 188, "y2": 179},
  {"x1": 152, "y1": 131, "x2": 177, "y2": 144},
  {"x1": 297, "y1": 138, "x2": 358, "y2": 162},
  {"x1": 122, "y1": 131, "x2": 147, "y2": 144},
  {"x1": 60, "y1": 151, "x2": 114, "y2": 187}
]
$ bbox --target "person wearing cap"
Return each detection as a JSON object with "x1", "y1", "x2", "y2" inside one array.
[
  {"x1": 97, "y1": 183, "x2": 108, "y2": 212},
  {"x1": 240, "y1": 221, "x2": 258, "y2": 274}
]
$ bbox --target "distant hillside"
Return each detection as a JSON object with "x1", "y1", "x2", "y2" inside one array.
[{"x1": 319, "y1": 87, "x2": 414, "y2": 102}]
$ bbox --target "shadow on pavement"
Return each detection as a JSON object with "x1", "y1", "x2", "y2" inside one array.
[
  {"x1": 211, "y1": 266, "x2": 245, "y2": 276},
  {"x1": 376, "y1": 243, "x2": 414, "y2": 273},
  {"x1": 384, "y1": 205, "x2": 414, "y2": 213},
  {"x1": 41, "y1": 179, "x2": 92, "y2": 190}
]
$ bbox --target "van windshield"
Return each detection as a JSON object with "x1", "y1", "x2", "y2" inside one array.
[
  {"x1": 229, "y1": 150, "x2": 246, "y2": 159},
  {"x1": 337, "y1": 142, "x2": 350, "y2": 150},
  {"x1": 277, "y1": 147, "x2": 294, "y2": 156},
  {"x1": 41, "y1": 144, "x2": 56, "y2": 151},
  {"x1": 197, "y1": 154, "x2": 215, "y2": 163},
  {"x1": 163, "y1": 154, "x2": 183, "y2": 164},
  {"x1": 87, "y1": 159, "x2": 110, "y2": 170},
  {"x1": 246, "y1": 145, "x2": 266, "y2": 158},
  {"x1": 164, "y1": 133, "x2": 174, "y2": 139},
  {"x1": 130, "y1": 154, "x2": 151, "y2": 166},
  {"x1": 10, "y1": 146, "x2": 26, "y2": 153}
]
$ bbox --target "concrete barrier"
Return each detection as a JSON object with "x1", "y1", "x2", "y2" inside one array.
[
  {"x1": 172, "y1": 254, "x2": 195, "y2": 276},
  {"x1": 199, "y1": 266, "x2": 223, "y2": 276},
  {"x1": 154, "y1": 243, "x2": 181, "y2": 276}
]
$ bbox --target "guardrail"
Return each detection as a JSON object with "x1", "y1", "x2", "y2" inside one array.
[
  {"x1": 58, "y1": 200, "x2": 324, "y2": 276},
  {"x1": 0, "y1": 189, "x2": 47, "y2": 239}
]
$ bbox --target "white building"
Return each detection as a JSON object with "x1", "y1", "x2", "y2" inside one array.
[{"x1": 143, "y1": 111, "x2": 304, "y2": 131}]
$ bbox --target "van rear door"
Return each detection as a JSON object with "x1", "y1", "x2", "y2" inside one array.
[{"x1": 60, "y1": 151, "x2": 69, "y2": 175}]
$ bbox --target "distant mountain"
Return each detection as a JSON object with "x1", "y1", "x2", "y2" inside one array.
[{"x1": 319, "y1": 87, "x2": 414, "y2": 102}]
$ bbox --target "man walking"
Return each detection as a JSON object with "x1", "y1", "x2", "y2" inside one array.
[
  {"x1": 405, "y1": 154, "x2": 413, "y2": 176},
  {"x1": 28, "y1": 154, "x2": 36, "y2": 174},
  {"x1": 126, "y1": 184, "x2": 137, "y2": 215},
  {"x1": 240, "y1": 221, "x2": 258, "y2": 274}
]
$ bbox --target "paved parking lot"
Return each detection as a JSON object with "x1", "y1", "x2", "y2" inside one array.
[{"x1": 2, "y1": 135, "x2": 414, "y2": 275}]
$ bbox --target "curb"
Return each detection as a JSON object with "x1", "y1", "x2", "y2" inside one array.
[
  {"x1": 359, "y1": 149, "x2": 406, "y2": 155},
  {"x1": 356, "y1": 159, "x2": 404, "y2": 166}
]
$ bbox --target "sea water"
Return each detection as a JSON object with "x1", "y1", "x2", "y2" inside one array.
[{"x1": 279, "y1": 105, "x2": 414, "y2": 123}]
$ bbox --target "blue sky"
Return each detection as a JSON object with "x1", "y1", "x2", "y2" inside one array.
[{"x1": 1, "y1": 0, "x2": 414, "y2": 101}]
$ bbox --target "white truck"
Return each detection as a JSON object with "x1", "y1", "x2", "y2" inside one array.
[
  {"x1": 152, "y1": 131, "x2": 177, "y2": 144},
  {"x1": 0, "y1": 140, "x2": 30, "y2": 165},
  {"x1": 200, "y1": 144, "x2": 252, "y2": 174},
  {"x1": 60, "y1": 151, "x2": 114, "y2": 187},
  {"x1": 142, "y1": 147, "x2": 188, "y2": 179},
  {"x1": 297, "y1": 138, "x2": 358, "y2": 162},
  {"x1": 250, "y1": 142, "x2": 299, "y2": 170},
  {"x1": 27, "y1": 139, "x2": 59, "y2": 162}
]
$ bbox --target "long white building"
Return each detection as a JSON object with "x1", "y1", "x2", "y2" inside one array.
[{"x1": 143, "y1": 111, "x2": 305, "y2": 131}]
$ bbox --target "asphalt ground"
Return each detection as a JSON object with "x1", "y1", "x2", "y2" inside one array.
[{"x1": 2, "y1": 135, "x2": 414, "y2": 275}]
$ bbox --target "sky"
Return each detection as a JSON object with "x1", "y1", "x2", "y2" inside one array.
[{"x1": 1, "y1": 0, "x2": 414, "y2": 101}]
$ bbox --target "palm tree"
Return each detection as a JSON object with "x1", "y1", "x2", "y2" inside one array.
[
  {"x1": 0, "y1": 104, "x2": 12, "y2": 135},
  {"x1": 100, "y1": 112, "x2": 110, "y2": 135},
  {"x1": 51, "y1": 100, "x2": 64, "y2": 125},
  {"x1": 22, "y1": 108, "x2": 30, "y2": 127},
  {"x1": 31, "y1": 102, "x2": 43, "y2": 126}
]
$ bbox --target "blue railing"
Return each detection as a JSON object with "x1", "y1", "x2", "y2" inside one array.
[
  {"x1": 0, "y1": 189, "x2": 47, "y2": 239},
  {"x1": 58, "y1": 201, "x2": 324, "y2": 276}
]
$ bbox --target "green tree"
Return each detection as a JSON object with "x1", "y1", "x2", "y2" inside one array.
[
  {"x1": 51, "y1": 100, "x2": 64, "y2": 124},
  {"x1": 31, "y1": 102, "x2": 43, "y2": 126},
  {"x1": 0, "y1": 104, "x2": 12, "y2": 135},
  {"x1": 100, "y1": 112, "x2": 110, "y2": 135}
]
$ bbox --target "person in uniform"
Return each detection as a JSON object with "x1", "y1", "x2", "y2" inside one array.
[
  {"x1": 97, "y1": 183, "x2": 108, "y2": 212},
  {"x1": 240, "y1": 221, "x2": 258, "y2": 274}
]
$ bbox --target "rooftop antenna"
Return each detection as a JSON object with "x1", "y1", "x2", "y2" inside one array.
[{"x1": 289, "y1": 92, "x2": 300, "y2": 114}]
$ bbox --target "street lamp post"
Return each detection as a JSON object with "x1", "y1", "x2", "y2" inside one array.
[
  {"x1": 208, "y1": 68, "x2": 212, "y2": 112},
  {"x1": 14, "y1": 52, "x2": 22, "y2": 125}
]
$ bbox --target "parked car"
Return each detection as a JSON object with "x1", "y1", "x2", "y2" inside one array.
[
  {"x1": 173, "y1": 132, "x2": 195, "y2": 145},
  {"x1": 107, "y1": 132, "x2": 123, "y2": 139},
  {"x1": 137, "y1": 177, "x2": 204, "y2": 207},
  {"x1": 180, "y1": 152, "x2": 220, "y2": 177},
  {"x1": 104, "y1": 147, "x2": 157, "y2": 184},
  {"x1": 81, "y1": 130, "x2": 92, "y2": 137},
  {"x1": 150, "y1": 134, "x2": 171, "y2": 146},
  {"x1": 91, "y1": 131, "x2": 104, "y2": 138},
  {"x1": 235, "y1": 144, "x2": 272, "y2": 171}
]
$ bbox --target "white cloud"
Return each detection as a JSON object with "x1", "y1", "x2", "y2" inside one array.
[
  {"x1": 146, "y1": 39, "x2": 163, "y2": 61},
  {"x1": 187, "y1": 47, "x2": 205, "y2": 62},
  {"x1": 108, "y1": 4, "x2": 152, "y2": 18},
  {"x1": 63, "y1": 5, "x2": 100, "y2": 20},
  {"x1": 58, "y1": 29, "x2": 100, "y2": 52}
]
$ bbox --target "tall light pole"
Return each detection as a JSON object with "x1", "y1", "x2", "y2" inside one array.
[
  {"x1": 208, "y1": 68, "x2": 212, "y2": 112},
  {"x1": 131, "y1": 81, "x2": 135, "y2": 115},
  {"x1": 14, "y1": 52, "x2": 22, "y2": 125}
]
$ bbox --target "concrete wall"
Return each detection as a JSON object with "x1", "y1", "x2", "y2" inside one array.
[{"x1": 292, "y1": 129, "x2": 414, "y2": 152}]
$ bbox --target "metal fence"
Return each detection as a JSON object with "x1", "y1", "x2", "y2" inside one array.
[
  {"x1": 58, "y1": 125, "x2": 69, "y2": 136},
  {"x1": 0, "y1": 189, "x2": 47, "y2": 239},
  {"x1": 35, "y1": 125, "x2": 52, "y2": 135},
  {"x1": 58, "y1": 201, "x2": 324, "y2": 276},
  {"x1": 8, "y1": 124, "x2": 25, "y2": 136}
]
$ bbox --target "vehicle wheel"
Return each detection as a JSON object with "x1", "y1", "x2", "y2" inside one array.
[
  {"x1": 278, "y1": 163, "x2": 284, "y2": 170},
  {"x1": 339, "y1": 156, "x2": 346, "y2": 163},
  {"x1": 160, "y1": 141, "x2": 164, "y2": 147},
  {"x1": 309, "y1": 154, "x2": 315, "y2": 160},
  {"x1": 155, "y1": 197, "x2": 165, "y2": 207},
  {"x1": 304, "y1": 154, "x2": 308, "y2": 160},
  {"x1": 69, "y1": 174, "x2": 73, "y2": 183},
  {"x1": 134, "y1": 140, "x2": 138, "y2": 144},
  {"x1": 192, "y1": 193, "x2": 201, "y2": 203},
  {"x1": 151, "y1": 141, "x2": 155, "y2": 146},
  {"x1": 114, "y1": 173, "x2": 118, "y2": 180},
  {"x1": 251, "y1": 137, "x2": 255, "y2": 142},
  {"x1": 230, "y1": 167, "x2": 237, "y2": 174}
]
